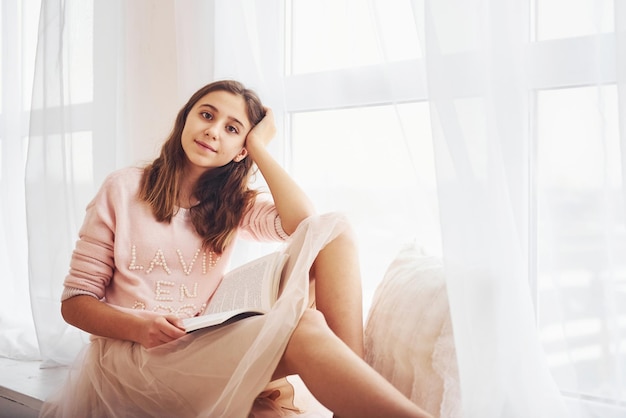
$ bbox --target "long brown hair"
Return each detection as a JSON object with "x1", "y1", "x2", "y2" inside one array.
[{"x1": 139, "y1": 80, "x2": 265, "y2": 253}]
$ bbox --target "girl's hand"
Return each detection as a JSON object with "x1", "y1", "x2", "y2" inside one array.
[
  {"x1": 139, "y1": 315, "x2": 187, "y2": 349},
  {"x1": 245, "y1": 107, "x2": 276, "y2": 157}
]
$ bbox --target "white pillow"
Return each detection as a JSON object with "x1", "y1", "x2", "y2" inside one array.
[{"x1": 364, "y1": 244, "x2": 461, "y2": 418}]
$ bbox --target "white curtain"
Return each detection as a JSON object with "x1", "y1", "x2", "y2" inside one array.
[
  {"x1": 421, "y1": 0, "x2": 625, "y2": 416},
  {"x1": 1, "y1": 0, "x2": 623, "y2": 416},
  {"x1": 26, "y1": 0, "x2": 92, "y2": 366},
  {"x1": 0, "y1": 0, "x2": 39, "y2": 361},
  {"x1": 421, "y1": 0, "x2": 565, "y2": 416},
  {"x1": 23, "y1": 0, "x2": 201, "y2": 366}
]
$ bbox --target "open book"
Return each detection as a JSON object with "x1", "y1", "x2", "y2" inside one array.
[{"x1": 182, "y1": 251, "x2": 289, "y2": 332}]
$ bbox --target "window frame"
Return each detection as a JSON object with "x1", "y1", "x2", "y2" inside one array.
[{"x1": 281, "y1": 0, "x2": 623, "y2": 412}]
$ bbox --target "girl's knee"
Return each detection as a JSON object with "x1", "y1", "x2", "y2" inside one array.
[
  {"x1": 288, "y1": 309, "x2": 336, "y2": 354},
  {"x1": 293, "y1": 309, "x2": 329, "y2": 339},
  {"x1": 277, "y1": 310, "x2": 332, "y2": 377}
]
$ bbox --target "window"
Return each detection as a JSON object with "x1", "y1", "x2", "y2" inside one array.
[
  {"x1": 287, "y1": 0, "x2": 421, "y2": 75},
  {"x1": 536, "y1": 85, "x2": 625, "y2": 403},
  {"x1": 535, "y1": 0, "x2": 614, "y2": 41},
  {"x1": 531, "y1": 0, "x2": 624, "y2": 408},
  {"x1": 291, "y1": 103, "x2": 440, "y2": 307},
  {"x1": 285, "y1": 0, "x2": 438, "y2": 309},
  {"x1": 283, "y1": 0, "x2": 624, "y2": 411}
]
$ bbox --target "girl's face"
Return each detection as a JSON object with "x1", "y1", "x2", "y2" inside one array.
[{"x1": 181, "y1": 90, "x2": 251, "y2": 175}]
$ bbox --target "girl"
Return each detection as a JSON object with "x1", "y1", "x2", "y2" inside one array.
[{"x1": 40, "y1": 80, "x2": 432, "y2": 418}]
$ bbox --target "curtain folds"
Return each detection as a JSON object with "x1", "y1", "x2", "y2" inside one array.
[
  {"x1": 24, "y1": 0, "x2": 184, "y2": 366},
  {"x1": 421, "y1": 0, "x2": 625, "y2": 416},
  {"x1": 420, "y1": 1, "x2": 566, "y2": 416},
  {"x1": 0, "y1": 0, "x2": 39, "y2": 361},
  {"x1": 26, "y1": 0, "x2": 95, "y2": 366}
]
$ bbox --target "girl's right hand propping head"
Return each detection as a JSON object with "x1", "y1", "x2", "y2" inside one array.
[{"x1": 139, "y1": 315, "x2": 187, "y2": 349}]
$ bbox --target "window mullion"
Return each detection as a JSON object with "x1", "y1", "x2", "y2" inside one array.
[
  {"x1": 528, "y1": 34, "x2": 616, "y2": 89},
  {"x1": 284, "y1": 59, "x2": 428, "y2": 112}
]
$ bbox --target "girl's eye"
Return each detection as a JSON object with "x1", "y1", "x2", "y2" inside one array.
[
  {"x1": 227, "y1": 125, "x2": 239, "y2": 134},
  {"x1": 201, "y1": 112, "x2": 212, "y2": 120}
]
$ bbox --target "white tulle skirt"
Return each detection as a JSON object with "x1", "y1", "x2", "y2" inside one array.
[{"x1": 40, "y1": 213, "x2": 347, "y2": 418}]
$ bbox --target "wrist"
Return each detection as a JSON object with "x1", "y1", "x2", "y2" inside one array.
[{"x1": 246, "y1": 141, "x2": 271, "y2": 161}]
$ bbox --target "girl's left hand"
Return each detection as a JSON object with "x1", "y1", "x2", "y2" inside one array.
[{"x1": 245, "y1": 107, "x2": 276, "y2": 155}]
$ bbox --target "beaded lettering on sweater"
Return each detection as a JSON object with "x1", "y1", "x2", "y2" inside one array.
[
  {"x1": 127, "y1": 244, "x2": 221, "y2": 316},
  {"x1": 128, "y1": 245, "x2": 220, "y2": 275}
]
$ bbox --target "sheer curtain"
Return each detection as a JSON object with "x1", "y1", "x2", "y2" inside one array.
[
  {"x1": 26, "y1": 0, "x2": 94, "y2": 366},
  {"x1": 0, "y1": 0, "x2": 40, "y2": 361},
  {"x1": 421, "y1": 0, "x2": 565, "y2": 416},
  {"x1": 421, "y1": 0, "x2": 625, "y2": 416},
  {"x1": 23, "y1": 0, "x2": 204, "y2": 365},
  {"x1": 3, "y1": 0, "x2": 624, "y2": 417},
  {"x1": 424, "y1": 0, "x2": 625, "y2": 415}
]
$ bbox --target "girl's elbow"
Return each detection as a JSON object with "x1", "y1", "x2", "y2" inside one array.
[
  {"x1": 60, "y1": 299, "x2": 75, "y2": 325},
  {"x1": 286, "y1": 211, "x2": 316, "y2": 235},
  {"x1": 60, "y1": 295, "x2": 91, "y2": 326}
]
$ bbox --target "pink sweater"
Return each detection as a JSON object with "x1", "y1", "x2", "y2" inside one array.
[{"x1": 62, "y1": 167, "x2": 288, "y2": 319}]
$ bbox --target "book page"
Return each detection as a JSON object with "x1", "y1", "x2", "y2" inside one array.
[
  {"x1": 204, "y1": 260, "x2": 267, "y2": 314},
  {"x1": 183, "y1": 252, "x2": 287, "y2": 332}
]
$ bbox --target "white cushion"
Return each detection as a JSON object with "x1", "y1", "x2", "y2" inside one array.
[{"x1": 364, "y1": 244, "x2": 461, "y2": 418}]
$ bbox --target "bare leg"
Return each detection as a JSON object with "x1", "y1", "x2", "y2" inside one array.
[
  {"x1": 274, "y1": 310, "x2": 433, "y2": 418},
  {"x1": 311, "y1": 228, "x2": 364, "y2": 357}
]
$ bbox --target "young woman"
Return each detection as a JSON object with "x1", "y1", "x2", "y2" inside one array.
[{"x1": 40, "y1": 80, "x2": 433, "y2": 418}]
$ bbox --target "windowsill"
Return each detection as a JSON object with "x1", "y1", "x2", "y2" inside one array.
[
  {"x1": 563, "y1": 393, "x2": 626, "y2": 418},
  {"x1": 0, "y1": 357, "x2": 67, "y2": 416}
]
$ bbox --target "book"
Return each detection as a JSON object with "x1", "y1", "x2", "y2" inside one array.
[{"x1": 182, "y1": 251, "x2": 289, "y2": 332}]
